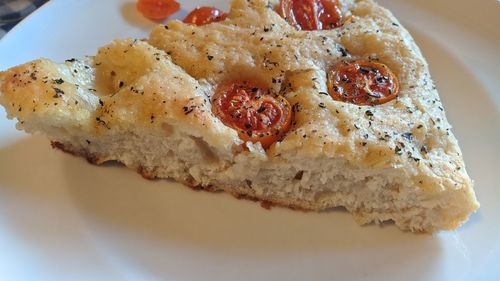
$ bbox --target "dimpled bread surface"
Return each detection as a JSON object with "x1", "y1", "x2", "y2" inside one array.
[{"x1": 0, "y1": 0, "x2": 479, "y2": 231}]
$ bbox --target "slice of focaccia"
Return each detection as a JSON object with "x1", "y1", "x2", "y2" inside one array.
[{"x1": 0, "y1": 0, "x2": 478, "y2": 231}]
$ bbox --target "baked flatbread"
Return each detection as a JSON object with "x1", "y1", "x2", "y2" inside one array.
[{"x1": 0, "y1": 0, "x2": 479, "y2": 231}]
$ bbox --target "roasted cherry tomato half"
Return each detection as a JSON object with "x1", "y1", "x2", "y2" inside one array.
[
  {"x1": 183, "y1": 6, "x2": 227, "y2": 25},
  {"x1": 212, "y1": 80, "x2": 293, "y2": 149},
  {"x1": 137, "y1": 0, "x2": 180, "y2": 21},
  {"x1": 277, "y1": 0, "x2": 343, "y2": 30},
  {"x1": 327, "y1": 60, "x2": 399, "y2": 105}
]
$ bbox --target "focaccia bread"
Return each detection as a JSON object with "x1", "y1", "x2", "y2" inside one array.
[{"x1": 0, "y1": 0, "x2": 479, "y2": 231}]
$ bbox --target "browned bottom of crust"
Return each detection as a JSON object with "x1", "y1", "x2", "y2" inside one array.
[
  {"x1": 175, "y1": 175, "x2": 303, "y2": 210},
  {"x1": 229, "y1": 191, "x2": 310, "y2": 211},
  {"x1": 52, "y1": 141, "x2": 100, "y2": 165},
  {"x1": 50, "y1": 142, "x2": 419, "y2": 231},
  {"x1": 51, "y1": 141, "x2": 311, "y2": 212}
]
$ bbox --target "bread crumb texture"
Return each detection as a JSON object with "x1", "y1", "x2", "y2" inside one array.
[{"x1": 0, "y1": 0, "x2": 478, "y2": 232}]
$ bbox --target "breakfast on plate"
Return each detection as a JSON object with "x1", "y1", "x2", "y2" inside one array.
[{"x1": 0, "y1": 0, "x2": 479, "y2": 232}]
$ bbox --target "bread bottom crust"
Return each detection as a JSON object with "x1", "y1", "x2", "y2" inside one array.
[
  {"x1": 50, "y1": 140, "x2": 476, "y2": 233},
  {"x1": 52, "y1": 140, "x2": 311, "y2": 211}
]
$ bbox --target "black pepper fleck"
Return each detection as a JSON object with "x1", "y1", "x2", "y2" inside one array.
[
  {"x1": 337, "y1": 46, "x2": 348, "y2": 57},
  {"x1": 53, "y1": 87, "x2": 65, "y2": 98},
  {"x1": 420, "y1": 146, "x2": 429, "y2": 154},
  {"x1": 395, "y1": 145, "x2": 403, "y2": 155},
  {"x1": 402, "y1": 132, "x2": 413, "y2": 141}
]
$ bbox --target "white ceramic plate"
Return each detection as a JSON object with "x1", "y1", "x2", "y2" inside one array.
[{"x1": 1, "y1": 1, "x2": 499, "y2": 280}]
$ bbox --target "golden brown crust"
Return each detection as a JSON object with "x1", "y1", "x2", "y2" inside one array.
[
  {"x1": 147, "y1": 0, "x2": 475, "y2": 196},
  {"x1": 0, "y1": 0, "x2": 479, "y2": 231}
]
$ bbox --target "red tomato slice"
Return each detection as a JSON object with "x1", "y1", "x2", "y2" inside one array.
[
  {"x1": 327, "y1": 60, "x2": 399, "y2": 105},
  {"x1": 277, "y1": 0, "x2": 343, "y2": 30},
  {"x1": 211, "y1": 80, "x2": 293, "y2": 149},
  {"x1": 137, "y1": 0, "x2": 180, "y2": 21},
  {"x1": 183, "y1": 6, "x2": 227, "y2": 26}
]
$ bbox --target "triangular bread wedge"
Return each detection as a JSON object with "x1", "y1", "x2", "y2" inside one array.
[{"x1": 0, "y1": 0, "x2": 478, "y2": 231}]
